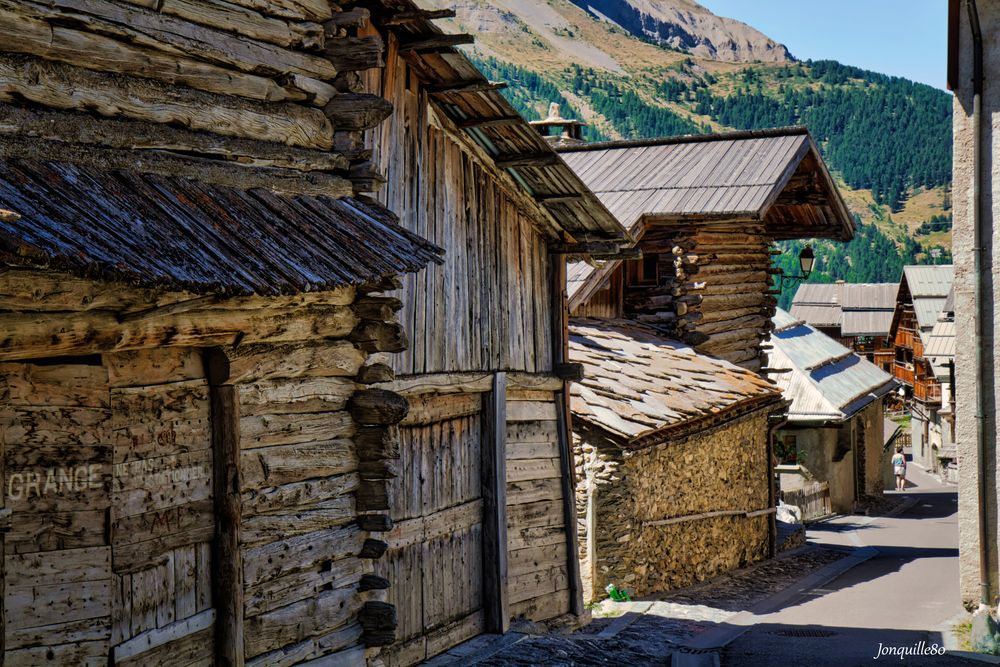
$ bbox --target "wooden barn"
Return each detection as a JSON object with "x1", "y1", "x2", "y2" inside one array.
[
  {"x1": 349, "y1": 3, "x2": 630, "y2": 664},
  {"x1": 0, "y1": 1, "x2": 456, "y2": 665},
  {"x1": 559, "y1": 127, "x2": 856, "y2": 371}
]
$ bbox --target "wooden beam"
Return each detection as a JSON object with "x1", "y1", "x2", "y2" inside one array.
[
  {"x1": 398, "y1": 34, "x2": 474, "y2": 52},
  {"x1": 206, "y1": 348, "x2": 244, "y2": 667},
  {"x1": 426, "y1": 79, "x2": 507, "y2": 94},
  {"x1": 536, "y1": 193, "x2": 583, "y2": 204},
  {"x1": 481, "y1": 371, "x2": 510, "y2": 634},
  {"x1": 551, "y1": 258, "x2": 584, "y2": 617},
  {"x1": 456, "y1": 115, "x2": 522, "y2": 129},
  {"x1": 384, "y1": 8, "x2": 456, "y2": 25},
  {"x1": 495, "y1": 152, "x2": 561, "y2": 169}
]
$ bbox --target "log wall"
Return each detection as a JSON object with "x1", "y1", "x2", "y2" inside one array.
[
  {"x1": 621, "y1": 224, "x2": 777, "y2": 372},
  {"x1": 0, "y1": 268, "x2": 408, "y2": 666},
  {"x1": 0, "y1": 0, "x2": 390, "y2": 195}
]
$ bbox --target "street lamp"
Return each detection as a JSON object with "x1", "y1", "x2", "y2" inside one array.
[{"x1": 778, "y1": 245, "x2": 815, "y2": 288}]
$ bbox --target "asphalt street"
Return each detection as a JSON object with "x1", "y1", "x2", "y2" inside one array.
[{"x1": 722, "y1": 464, "x2": 967, "y2": 666}]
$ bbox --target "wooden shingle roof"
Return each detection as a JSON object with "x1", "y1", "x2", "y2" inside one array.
[
  {"x1": 0, "y1": 157, "x2": 443, "y2": 295},
  {"x1": 569, "y1": 318, "x2": 783, "y2": 448}
]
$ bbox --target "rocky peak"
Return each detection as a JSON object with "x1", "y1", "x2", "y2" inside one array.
[{"x1": 569, "y1": 0, "x2": 794, "y2": 63}]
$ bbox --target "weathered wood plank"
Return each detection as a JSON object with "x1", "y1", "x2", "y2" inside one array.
[
  {"x1": 241, "y1": 495, "x2": 355, "y2": 547},
  {"x1": 228, "y1": 342, "x2": 364, "y2": 384},
  {"x1": 243, "y1": 556, "x2": 364, "y2": 618},
  {"x1": 237, "y1": 377, "x2": 356, "y2": 416},
  {"x1": 243, "y1": 586, "x2": 361, "y2": 658},
  {"x1": 112, "y1": 607, "x2": 214, "y2": 662},
  {"x1": 0, "y1": 363, "x2": 109, "y2": 408},
  {"x1": 5, "y1": 579, "x2": 111, "y2": 630},
  {"x1": 240, "y1": 411, "x2": 355, "y2": 448},
  {"x1": 241, "y1": 439, "x2": 357, "y2": 489},
  {"x1": 0, "y1": 304, "x2": 358, "y2": 362},
  {"x1": 401, "y1": 393, "x2": 480, "y2": 426},
  {"x1": 5, "y1": 545, "x2": 110, "y2": 588},
  {"x1": 506, "y1": 458, "x2": 560, "y2": 484},
  {"x1": 481, "y1": 372, "x2": 509, "y2": 634},
  {"x1": 243, "y1": 525, "x2": 363, "y2": 588},
  {"x1": 241, "y1": 473, "x2": 359, "y2": 515},
  {"x1": 505, "y1": 401, "x2": 557, "y2": 422}
]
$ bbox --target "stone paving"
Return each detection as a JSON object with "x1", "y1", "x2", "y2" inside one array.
[{"x1": 426, "y1": 546, "x2": 848, "y2": 666}]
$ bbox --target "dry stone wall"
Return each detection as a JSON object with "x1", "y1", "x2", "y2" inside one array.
[{"x1": 576, "y1": 410, "x2": 772, "y2": 600}]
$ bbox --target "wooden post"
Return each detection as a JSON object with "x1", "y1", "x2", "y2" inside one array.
[
  {"x1": 206, "y1": 348, "x2": 244, "y2": 667},
  {"x1": 481, "y1": 371, "x2": 509, "y2": 634},
  {"x1": 551, "y1": 258, "x2": 584, "y2": 617}
]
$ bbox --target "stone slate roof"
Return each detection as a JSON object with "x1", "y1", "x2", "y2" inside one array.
[
  {"x1": 767, "y1": 309, "x2": 898, "y2": 423},
  {"x1": 0, "y1": 157, "x2": 443, "y2": 295},
  {"x1": 569, "y1": 318, "x2": 783, "y2": 448}
]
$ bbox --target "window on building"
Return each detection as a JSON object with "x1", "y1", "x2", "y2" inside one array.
[{"x1": 627, "y1": 253, "x2": 659, "y2": 286}]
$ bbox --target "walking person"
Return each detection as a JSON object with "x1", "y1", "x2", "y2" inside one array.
[{"x1": 891, "y1": 445, "x2": 907, "y2": 491}]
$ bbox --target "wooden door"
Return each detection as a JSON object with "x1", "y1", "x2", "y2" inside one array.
[
  {"x1": 378, "y1": 394, "x2": 484, "y2": 666},
  {"x1": 1, "y1": 361, "x2": 115, "y2": 666},
  {"x1": 105, "y1": 349, "x2": 215, "y2": 666}
]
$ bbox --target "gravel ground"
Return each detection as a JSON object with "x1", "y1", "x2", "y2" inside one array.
[{"x1": 460, "y1": 547, "x2": 848, "y2": 666}]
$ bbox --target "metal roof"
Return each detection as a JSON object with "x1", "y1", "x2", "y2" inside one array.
[
  {"x1": 841, "y1": 310, "x2": 895, "y2": 337},
  {"x1": 569, "y1": 318, "x2": 781, "y2": 447},
  {"x1": 926, "y1": 319, "x2": 956, "y2": 380},
  {"x1": 903, "y1": 265, "x2": 954, "y2": 298},
  {"x1": 792, "y1": 283, "x2": 840, "y2": 305},
  {"x1": 559, "y1": 127, "x2": 854, "y2": 239},
  {"x1": 0, "y1": 157, "x2": 443, "y2": 295},
  {"x1": 767, "y1": 309, "x2": 898, "y2": 423},
  {"x1": 914, "y1": 298, "x2": 949, "y2": 332},
  {"x1": 841, "y1": 283, "x2": 897, "y2": 310},
  {"x1": 790, "y1": 303, "x2": 841, "y2": 328},
  {"x1": 790, "y1": 282, "x2": 897, "y2": 335}
]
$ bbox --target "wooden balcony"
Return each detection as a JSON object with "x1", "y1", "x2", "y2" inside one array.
[
  {"x1": 914, "y1": 379, "x2": 943, "y2": 404},
  {"x1": 894, "y1": 363, "x2": 914, "y2": 386},
  {"x1": 895, "y1": 329, "x2": 914, "y2": 349}
]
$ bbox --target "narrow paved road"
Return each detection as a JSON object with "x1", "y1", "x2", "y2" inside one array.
[{"x1": 723, "y1": 464, "x2": 967, "y2": 666}]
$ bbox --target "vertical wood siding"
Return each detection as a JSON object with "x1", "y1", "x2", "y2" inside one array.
[
  {"x1": 370, "y1": 53, "x2": 553, "y2": 376},
  {"x1": 378, "y1": 413, "x2": 485, "y2": 666}
]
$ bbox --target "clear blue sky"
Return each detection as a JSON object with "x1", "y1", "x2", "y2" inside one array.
[{"x1": 700, "y1": 1, "x2": 948, "y2": 90}]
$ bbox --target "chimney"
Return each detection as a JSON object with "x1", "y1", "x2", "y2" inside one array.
[{"x1": 529, "y1": 101, "x2": 587, "y2": 147}]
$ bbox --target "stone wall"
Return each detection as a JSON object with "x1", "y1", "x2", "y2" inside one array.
[
  {"x1": 575, "y1": 409, "x2": 773, "y2": 601},
  {"x1": 952, "y1": 0, "x2": 1000, "y2": 609}
]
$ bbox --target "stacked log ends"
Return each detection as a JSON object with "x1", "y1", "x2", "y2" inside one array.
[
  {"x1": 349, "y1": 371, "x2": 407, "y2": 646},
  {"x1": 359, "y1": 601, "x2": 398, "y2": 647},
  {"x1": 625, "y1": 226, "x2": 779, "y2": 372}
]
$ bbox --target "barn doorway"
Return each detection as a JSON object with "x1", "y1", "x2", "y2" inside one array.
[{"x1": 377, "y1": 393, "x2": 485, "y2": 666}]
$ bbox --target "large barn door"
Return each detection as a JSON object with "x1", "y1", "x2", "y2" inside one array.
[
  {"x1": 1, "y1": 360, "x2": 114, "y2": 665},
  {"x1": 378, "y1": 393, "x2": 485, "y2": 666}
]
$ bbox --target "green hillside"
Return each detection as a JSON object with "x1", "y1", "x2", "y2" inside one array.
[{"x1": 471, "y1": 54, "x2": 953, "y2": 303}]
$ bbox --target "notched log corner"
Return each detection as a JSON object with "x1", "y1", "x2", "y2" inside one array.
[{"x1": 349, "y1": 388, "x2": 408, "y2": 425}]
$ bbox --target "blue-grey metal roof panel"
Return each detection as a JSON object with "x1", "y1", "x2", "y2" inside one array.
[{"x1": 768, "y1": 309, "x2": 897, "y2": 422}]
